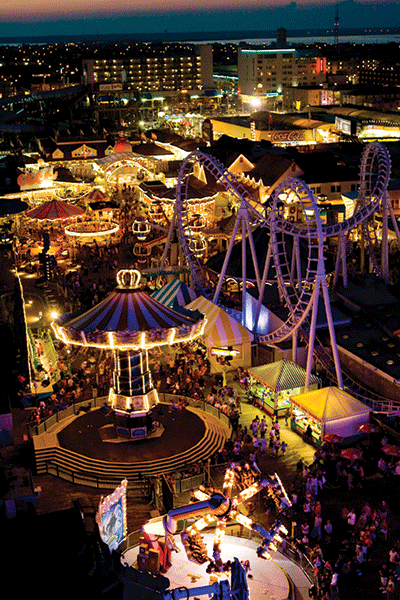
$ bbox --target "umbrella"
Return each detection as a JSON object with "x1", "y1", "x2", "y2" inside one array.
[
  {"x1": 358, "y1": 423, "x2": 380, "y2": 434},
  {"x1": 341, "y1": 448, "x2": 363, "y2": 461},
  {"x1": 382, "y1": 444, "x2": 400, "y2": 457},
  {"x1": 323, "y1": 433, "x2": 344, "y2": 444}
]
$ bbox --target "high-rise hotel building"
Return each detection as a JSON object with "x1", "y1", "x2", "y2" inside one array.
[{"x1": 83, "y1": 43, "x2": 213, "y2": 100}]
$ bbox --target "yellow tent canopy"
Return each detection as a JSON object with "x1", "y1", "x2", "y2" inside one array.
[{"x1": 290, "y1": 386, "x2": 371, "y2": 438}]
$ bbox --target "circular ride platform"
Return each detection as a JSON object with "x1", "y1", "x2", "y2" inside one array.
[
  {"x1": 33, "y1": 402, "x2": 230, "y2": 484},
  {"x1": 57, "y1": 404, "x2": 206, "y2": 462},
  {"x1": 122, "y1": 533, "x2": 303, "y2": 600}
]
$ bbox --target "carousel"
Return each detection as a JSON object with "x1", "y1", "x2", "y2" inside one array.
[{"x1": 51, "y1": 269, "x2": 206, "y2": 439}]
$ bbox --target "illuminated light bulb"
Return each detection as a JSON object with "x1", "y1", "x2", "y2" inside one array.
[
  {"x1": 235, "y1": 513, "x2": 253, "y2": 528},
  {"x1": 280, "y1": 525, "x2": 288, "y2": 535},
  {"x1": 192, "y1": 490, "x2": 210, "y2": 501}
]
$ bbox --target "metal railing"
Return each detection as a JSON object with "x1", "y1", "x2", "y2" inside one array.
[{"x1": 32, "y1": 394, "x2": 231, "y2": 488}]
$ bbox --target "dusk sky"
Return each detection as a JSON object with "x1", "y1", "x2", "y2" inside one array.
[{"x1": 0, "y1": 0, "x2": 398, "y2": 39}]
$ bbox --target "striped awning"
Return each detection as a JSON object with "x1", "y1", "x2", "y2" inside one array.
[
  {"x1": 151, "y1": 278, "x2": 197, "y2": 309},
  {"x1": 186, "y1": 296, "x2": 254, "y2": 348},
  {"x1": 25, "y1": 199, "x2": 84, "y2": 221},
  {"x1": 249, "y1": 359, "x2": 321, "y2": 392},
  {"x1": 52, "y1": 289, "x2": 205, "y2": 349}
]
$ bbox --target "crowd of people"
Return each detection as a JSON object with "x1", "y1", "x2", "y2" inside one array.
[{"x1": 272, "y1": 439, "x2": 400, "y2": 599}]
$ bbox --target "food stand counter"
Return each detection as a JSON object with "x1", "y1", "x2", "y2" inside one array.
[
  {"x1": 247, "y1": 360, "x2": 321, "y2": 418},
  {"x1": 249, "y1": 380, "x2": 297, "y2": 418},
  {"x1": 290, "y1": 405, "x2": 322, "y2": 447}
]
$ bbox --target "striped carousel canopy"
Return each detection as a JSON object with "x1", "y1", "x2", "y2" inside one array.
[
  {"x1": 25, "y1": 198, "x2": 85, "y2": 221},
  {"x1": 52, "y1": 280, "x2": 205, "y2": 350}
]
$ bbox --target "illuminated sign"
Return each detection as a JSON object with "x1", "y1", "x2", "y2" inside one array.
[
  {"x1": 96, "y1": 479, "x2": 127, "y2": 551},
  {"x1": 211, "y1": 347, "x2": 240, "y2": 357},
  {"x1": 17, "y1": 166, "x2": 54, "y2": 191}
]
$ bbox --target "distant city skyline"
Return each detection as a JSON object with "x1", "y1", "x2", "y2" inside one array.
[{"x1": 0, "y1": 0, "x2": 399, "y2": 40}]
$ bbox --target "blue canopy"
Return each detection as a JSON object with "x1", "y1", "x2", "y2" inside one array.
[{"x1": 151, "y1": 278, "x2": 197, "y2": 310}]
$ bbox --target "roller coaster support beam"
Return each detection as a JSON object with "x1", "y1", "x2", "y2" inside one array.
[
  {"x1": 212, "y1": 203, "x2": 244, "y2": 305},
  {"x1": 381, "y1": 191, "x2": 389, "y2": 284},
  {"x1": 305, "y1": 255, "x2": 343, "y2": 389}
]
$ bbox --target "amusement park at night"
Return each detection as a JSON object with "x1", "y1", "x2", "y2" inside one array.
[{"x1": 2, "y1": 117, "x2": 400, "y2": 600}]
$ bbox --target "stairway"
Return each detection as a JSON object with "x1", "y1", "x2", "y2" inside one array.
[{"x1": 33, "y1": 408, "x2": 230, "y2": 490}]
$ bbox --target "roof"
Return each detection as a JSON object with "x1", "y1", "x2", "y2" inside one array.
[
  {"x1": 248, "y1": 359, "x2": 321, "y2": 392},
  {"x1": 0, "y1": 197, "x2": 28, "y2": 216},
  {"x1": 151, "y1": 278, "x2": 197, "y2": 309},
  {"x1": 25, "y1": 199, "x2": 84, "y2": 221},
  {"x1": 53, "y1": 288, "x2": 205, "y2": 349},
  {"x1": 186, "y1": 295, "x2": 254, "y2": 347},
  {"x1": 87, "y1": 188, "x2": 107, "y2": 201},
  {"x1": 132, "y1": 142, "x2": 174, "y2": 157},
  {"x1": 290, "y1": 386, "x2": 371, "y2": 422},
  {"x1": 246, "y1": 153, "x2": 297, "y2": 187}
]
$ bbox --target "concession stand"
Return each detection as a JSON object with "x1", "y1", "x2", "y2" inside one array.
[
  {"x1": 247, "y1": 359, "x2": 321, "y2": 418},
  {"x1": 290, "y1": 386, "x2": 371, "y2": 447}
]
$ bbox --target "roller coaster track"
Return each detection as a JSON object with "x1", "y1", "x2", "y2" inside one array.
[{"x1": 170, "y1": 143, "x2": 400, "y2": 411}]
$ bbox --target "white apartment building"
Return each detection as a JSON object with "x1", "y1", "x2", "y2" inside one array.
[{"x1": 238, "y1": 47, "x2": 326, "y2": 108}]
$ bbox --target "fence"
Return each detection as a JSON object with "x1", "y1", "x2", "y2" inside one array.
[{"x1": 30, "y1": 395, "x2": 107, "y2": 437}]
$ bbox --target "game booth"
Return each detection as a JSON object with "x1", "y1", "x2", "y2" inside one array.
[
  {"x1": 185, "y1": 296, "x2": 254, "y2": 370},
  {"x1": 290, "y1": 386, "x2": 371, "y2": 447},
  {"x1": 247, "y1": 360, "x2": 321, "y2": 418}
]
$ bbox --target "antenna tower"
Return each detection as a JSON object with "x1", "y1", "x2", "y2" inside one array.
[{"x1": 334, "y1": 0, "x2": 339, "y2": 44}]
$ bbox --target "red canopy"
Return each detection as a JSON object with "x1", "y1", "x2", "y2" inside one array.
[
  {"x1": 358, "y1": 423, "x2": 380, "y2": 434},
  {"x1": 87, "y1": 188, "x2": 107, "y2": 202},
  {"x1": 323, "y1": 433, "x2": 344, "y2": 444},
  {"x1": 25, "y1": 199, "x2": 84, "y2": 221}
]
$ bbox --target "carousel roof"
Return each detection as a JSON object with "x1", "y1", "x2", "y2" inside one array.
[
  {"x1": 52, "y1": 275, "x2": 205, "y2": 350},
  {"x1": 25, "y1": 198, "x2": 85, "y2": 221}
]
